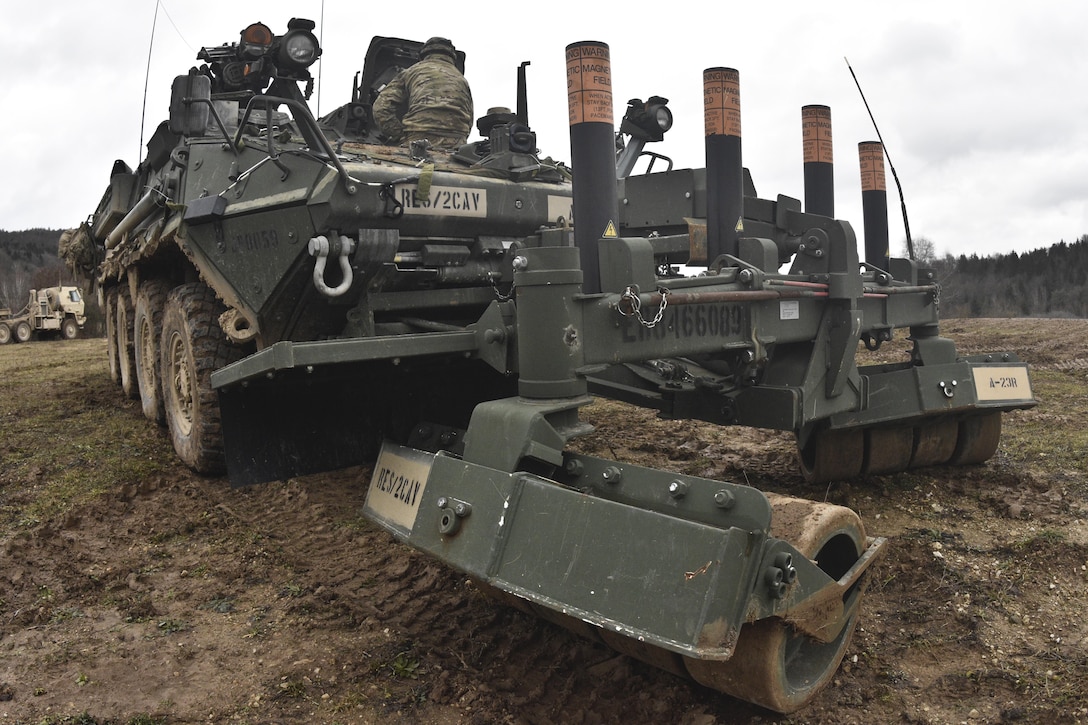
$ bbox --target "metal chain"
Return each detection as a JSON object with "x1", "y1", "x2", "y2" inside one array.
[
  {"x1": 488, "y1": 272, "x2": 515, "y2": 301},
  {"x1": 619, "y1": 286, "x2": 669, "y2": 328}
]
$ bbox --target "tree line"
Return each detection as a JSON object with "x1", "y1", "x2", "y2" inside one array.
[
  {"x1": 922, "y1": 234, "x2": 1088, "y2": 319},
  {"x1": 2, "y1": 227, "x2": 1087, "y2": 321}
]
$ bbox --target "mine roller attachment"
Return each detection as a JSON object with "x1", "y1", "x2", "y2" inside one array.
[
  {"x1": 799, "y1": 409, "x2": 1008, "y2": 484},
  {"x1": 363, "y1": 437, "x2": 886, "y2": 713},
  {"x1": 796, "y1": 354, "x2": 1033, "y2": 483}
]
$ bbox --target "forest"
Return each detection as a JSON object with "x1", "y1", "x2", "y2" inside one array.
[
  {"x1": 0, "y1": 228, "x2": 73, "y2": 314},
  {"x1": 2, "y1": 227, "x2": 1087, "y2": 323},
  {"x1": 932, "y1": 235, "x2": 1088, "y2": 319}
]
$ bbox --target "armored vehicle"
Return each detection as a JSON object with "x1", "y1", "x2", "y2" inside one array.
[
  {"x1": 64, "y1": 20, "x2": 1035, "y2": 712},
  {"x1": 0, "y1": 286, "x2": 86, "y2": 344}
]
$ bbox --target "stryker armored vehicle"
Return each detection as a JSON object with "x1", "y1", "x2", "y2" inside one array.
[{"x1": 64, "y1": 19, "x2": 1036, "y2": 713}]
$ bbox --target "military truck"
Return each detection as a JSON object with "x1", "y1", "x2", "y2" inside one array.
[
  {"x1": 63, "y1": 19, "x2": 1036, "y2": 713},
  {"x1": 0, "y1": 286, "x2": 86, "y2": 344}
]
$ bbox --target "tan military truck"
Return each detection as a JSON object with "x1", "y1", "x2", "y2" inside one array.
[{"x1": 0, "y1": 286, "x2": 86, "y2": 344}]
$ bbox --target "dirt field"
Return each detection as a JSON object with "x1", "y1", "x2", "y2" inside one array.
[{"x1": 2, "y1": 318, "x2": 1087, "y2": 725}]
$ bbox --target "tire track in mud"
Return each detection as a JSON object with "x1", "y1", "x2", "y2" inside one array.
[{"x1": 221, "y1": 470, "x2": 751, "y2": 724}]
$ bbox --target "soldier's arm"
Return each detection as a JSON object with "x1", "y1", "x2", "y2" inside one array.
[{"x1": 372, "y1": 75, "x2": 408, "y2": 143}]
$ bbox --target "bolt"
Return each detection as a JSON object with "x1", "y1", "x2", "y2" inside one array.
[
  {"x1": 738, "y1": 268, "x2": 754, "y2": 284},
  {"x1": 436, "y1": 496, "x2": 449, "y2": 509},
  {"x1": 564, "y1": 458, "x2": 584, "y2": 477},
  {"x1": 438, "y1": 508, "x2": 461, "y2": 535},
  {"x1": 512, "y1": 255, "x2": 529, "y2": 272},
  {"x1": 453, "y1": 501, "x2": 471, "y2": 518},
  {"x1": 713, "y1": 489, "x2": 736, "y2": 509},
  {"x1": 773, "y1": 552, "x2": 797, "y2": 583},
  {"x1": 668, "y1": 480, "x2": 689, "y2": 498},
  {"x1": 601, "y1": 466, "x2": 622, "y2": 484},
  {"x1": 764, "y1": 566, "x2": 789, "y2": 599}
]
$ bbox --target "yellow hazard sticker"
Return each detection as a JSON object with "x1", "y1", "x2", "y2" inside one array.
[{"x1": 603, "y1": 220, "x2": 618, "y2": 237}]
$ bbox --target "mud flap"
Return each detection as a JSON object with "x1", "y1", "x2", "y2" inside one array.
[{"x1": 218, "y1": 371, "x2": 386, "y2": 487}]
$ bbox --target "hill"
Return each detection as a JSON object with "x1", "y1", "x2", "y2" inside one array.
[{"x1": 0, "y1": 228, "x2": 69, "y2": 311}]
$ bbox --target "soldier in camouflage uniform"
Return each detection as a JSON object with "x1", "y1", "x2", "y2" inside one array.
[{"x1": 372, "y1": 37, "x2": 473, "y2": 150}]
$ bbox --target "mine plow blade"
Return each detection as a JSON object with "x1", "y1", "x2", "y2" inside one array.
[{"x1": 363, "y1": 439, "x2": 886, "y2": 713}]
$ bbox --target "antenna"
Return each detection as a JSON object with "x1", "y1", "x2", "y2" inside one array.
[
  {"x1": 845, "y1": 57, "x2": 914, "y2": 260},
  {"x1": 140, "y1": 0, "x2": 162, "y2": 165},
  {"x1": 316, "y1": 0, "x2": 325, "y2": 116}
]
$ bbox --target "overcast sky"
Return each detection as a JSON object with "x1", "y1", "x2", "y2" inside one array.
[{"x1": 3, "y1": 1, "x2": 1086, "y2": 261}]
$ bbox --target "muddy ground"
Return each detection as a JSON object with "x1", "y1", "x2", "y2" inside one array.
[{"x1": 1, "y1": 318, "x2": 1087, "y2": 724}]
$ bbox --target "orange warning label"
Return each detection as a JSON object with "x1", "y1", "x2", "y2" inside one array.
[
  {"x1": 858, "y1": 142, "x2": 886, "y2": 192},
  {"x1": 567, "y1": 43, "x2": 613, "y2": 126},
  {"x1": 802, "y1": 106, "x2": 833, "y2": 164},
  {"x1": 703, "y1": 68, "x2": 741, "y2": 138}
]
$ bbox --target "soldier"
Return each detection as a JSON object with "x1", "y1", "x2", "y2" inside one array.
[{"x1": 372, "y1": 37, "x2": 474, "y2": 150}]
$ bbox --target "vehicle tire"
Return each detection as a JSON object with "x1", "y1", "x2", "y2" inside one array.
[
  {"x1": 117, "y1": 286, "x2": 139, "y2": 399},
  {"x1": 61, "y1": 317, "x2": 80, "y2": 340},
  {"x1": 160, "y1": 283, "x2": 240, "y2": 474},
  {"x1": 134, "y1": 279, "x2": 173, "y2": 424},
  {"x1": 0, "y1": 323, "x2": 11, "y2": 345},
  {"x1": 14, "y1": 321, "x2": 32, "y2": 343},
  {"x1": 105, "y1": 288, "x2": 120, "y2": 383}
]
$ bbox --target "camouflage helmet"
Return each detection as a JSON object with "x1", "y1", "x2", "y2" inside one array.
[{"x1": 420, "y1": 37, "x2": 457, "y2": 60}]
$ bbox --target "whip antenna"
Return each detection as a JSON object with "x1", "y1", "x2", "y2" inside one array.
[
  {"x1": 140, "y1": 0, "x2": 162, "y2": 165},
  {"x1": 845, "y1": 57, "x2": 914, "y2": 259},
  {"x1": 316, "y1": 0, "x2": 325, "y2": 115}
]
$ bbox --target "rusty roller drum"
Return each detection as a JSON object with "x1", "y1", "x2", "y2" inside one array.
[
  {"x1": 947, "y1": 412, "x2": 1002, "y2": 466},
  {"x1": 910, "y1": 418, "x2": 959, "y2": 467},
  {"x1": 684, "y1": 494, "x2": 868, "y2": 713},
  {"x1": 862, "y1": 426, "x2": 915, "y2": 476},
  {"x1": 798, "y1": 427, "x2": 865, "y2": 483}
]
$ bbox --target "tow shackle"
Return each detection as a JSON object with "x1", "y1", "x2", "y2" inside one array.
[{"x1": 307, "y1": 234, "x2": 356, "y2": 297}]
